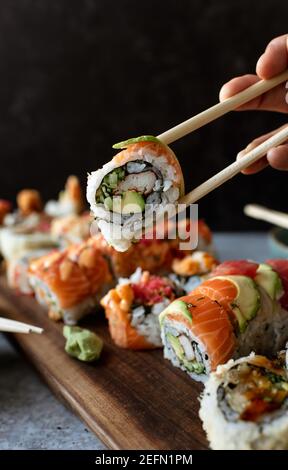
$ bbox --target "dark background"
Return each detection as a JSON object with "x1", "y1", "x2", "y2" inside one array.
[{"x1": 0, "y1": 0, "x2": 287, "y2": 231}]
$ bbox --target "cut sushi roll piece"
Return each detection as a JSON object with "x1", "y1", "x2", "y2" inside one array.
[
  {"x1": 93, "y1": 230, "x2": 172, "y2": 278},
  {"x1": 199, "y1": 353, "x2": 288, "y2": 450},
  {"x1": 0, "y1": 214, "x2": 58, "y2": 260},
  {"x1": 101, "y1": 269, "x2": 182, "y2": 349},
  {"x1": 0, "y1": 214, "x2": 56, "y2": 261},
  {"x1": 169, "y1": 251, "x2": 218, "y2": 294},
  {"x1": 87, "y1": 137, "x2": 184, "y2": 252},
  {"x1": 7, "y1": 248, "x2": 54, "y2": 295},
  {"x1": 29, "y1": 238, "x2": 113, "y2": 324},
  {"x1": 92, "y1": 219, "x2": 215, "y2": 279},
  {"x1": 160, "y1": 260, "x2": 288, "y2": 382},
  {"x1": 3, "y1": 188, "x2": 44, "y2": 229},
  {"x1": 51, "y1": 212, "x2": 92, "y2": 247},
  {"x1": 45, "y1": 175, "x2": 84, "y2": 217},
  {"x1": 159, "y1": 294, "x2": 237, "y2": 382}
]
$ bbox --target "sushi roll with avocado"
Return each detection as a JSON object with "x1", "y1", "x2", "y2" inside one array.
[
  {"x1": 199, "y1": 353, "x2": 288, "y2": 450},
  {"x1": 87, "y1": 136, "x2": 184, "y2": 252},
  {"x1": 160, "y1": 260, "x2": 288, "y2": 382},
  {"x1": 101, "y1": 268, "x2": 183, "y2": 349}
]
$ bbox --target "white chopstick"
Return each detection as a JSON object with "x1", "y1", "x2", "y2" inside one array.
[
  {"x1": 0, "y1": 317, "x2": 43, "y2": 334},
  {"x1": 244, "y1": 204, "x2": 288, "y2": 230},
  {"x1": 179, "y1": 124, "x2": 288, "y2": 206},
  {"x1": 157, "y1": 70, "x2": 288, "y2": 145}
]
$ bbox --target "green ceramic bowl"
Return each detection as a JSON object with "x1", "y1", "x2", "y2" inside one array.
[{"x1": 268, "y1": 227, "x2": 288, "y2": 259}]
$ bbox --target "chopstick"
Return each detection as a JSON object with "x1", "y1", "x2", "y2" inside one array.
[
  {"x1": 179, "y1": 124, "x2": 288, "y2": 206},
  {"x1": 244, "y1": 204, "x2": 288, "y2": 230},
  {"x1": 157, "y1": 70, "x2": 288, "y2": 145},
  {"x1": 0, "y1": 317, "x2": 43, "y2": 334}
]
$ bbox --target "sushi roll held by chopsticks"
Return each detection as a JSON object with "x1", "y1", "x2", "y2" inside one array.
[
  {"x1": 199, "y1": 352, "x2": 288, "y2": 450},
  {"x1": 87, "y1": 136, "x2": 184, "y2": 252}
]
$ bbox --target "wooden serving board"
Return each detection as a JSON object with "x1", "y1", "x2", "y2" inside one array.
[{"x1": 0, "y1": 276, "x2": 208, "y2": 450}]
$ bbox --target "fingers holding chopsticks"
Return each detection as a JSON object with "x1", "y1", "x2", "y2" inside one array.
[
  {"x1": 219, "y1": 75, "x2": 288, "y2": 113},
  {"x1": 219, "y1": 34, "x2": 288, "y2": 113},
  {"x1": 237, "y1": 124, "x2": 288, "y2": 174},
  {"x1": 256, "y1": 34, "x2": 288, "y2": 80}
]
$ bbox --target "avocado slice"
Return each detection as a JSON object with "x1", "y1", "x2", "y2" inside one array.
[
  {"x1": 122, "y1": 191, "x2": 145, "y2": 214},
  {"x1": 112, "y1": 135, "x2": 161, "y2": 149},
  {"x1": 167, "y1": 333, "x2": 184, "y2": 359},
  {"x1": 214, "y1": 275, "x2": 261, "y2": 332},
  {"x1": 255, "y1": 264, "x2": 284, "y2": 300},
  {"x1": 182, "y1": 359, "x2": 205, "y2": 374},
  {"x1": 159, "y1": 299, "x2": 193, "y2": 326},
  {"x1": 112, "y1": 191, "x2": 145, "y2": 214},
  {"x1": 166, "y1": 333, "x2": 205, "y2": 374}
]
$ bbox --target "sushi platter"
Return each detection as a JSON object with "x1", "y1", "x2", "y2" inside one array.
[
  {"x1": 2, "y1": 83, "x2": 288, "y2": 449},
  {"x1": 0, "y1": 275, "x2": 206, "y2": 450}
]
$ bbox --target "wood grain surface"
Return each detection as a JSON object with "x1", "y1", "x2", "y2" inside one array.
[{"x1": 0, "y1": 276, "x2": 208, "y2": 450}]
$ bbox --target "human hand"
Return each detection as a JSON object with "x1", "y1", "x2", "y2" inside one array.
[{"x1": 220, "y1": 34, "x2": 288, "y2": 173}]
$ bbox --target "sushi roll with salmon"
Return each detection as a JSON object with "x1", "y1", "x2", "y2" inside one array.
[
  {"x1": 51, "y1": 212, "x2": 92, "y2": 247},
  {"x1": 7, "y1": 248, "x2": 54, "y2": 295},
  {"x1": 169, "y1": 251, "x2": 218, "y2": 294},
  {"x1": 160, "y1": 260, "x2": 288, "y2": 382},
  {"x1": 29, "y1": 238, "x2": 113, "y2": 324},
  {"x1": 160, "y1": 292, "x2": 237, "y2": 382},
  {"x1": 45, "y1": 175, "x2": 84, "y2": 218},
  {"x1": 87, "y1": 136, "x2": 184, "y2": 252},
  {"x1": 92, "y1": 218, "x2": 214, "y2": 279},
  {"x1": 93, "y1": 227, "x2": 173, "y2": 278},
  {"x1": 101, "y1": 268, "x2": 183, "y2": 349},
  {"x1": 199, "y1": 353, "x2": 288, "y2": 450}
]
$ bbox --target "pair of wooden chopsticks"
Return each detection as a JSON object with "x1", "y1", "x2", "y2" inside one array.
[
  {"x1": 157, "y1": 69, "x2": 288, "y2": 205},
  {"x1": 0, "y1": 317, "x2": 43, "y2": 334}
]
